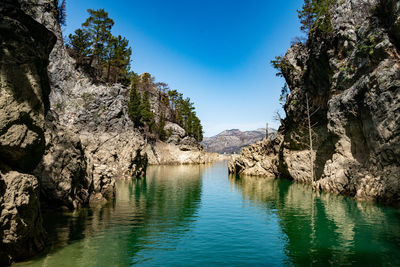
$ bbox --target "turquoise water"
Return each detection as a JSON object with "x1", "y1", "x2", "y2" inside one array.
[{"x1": 16, "y1": 161, "x2": 400, "y2": 266}]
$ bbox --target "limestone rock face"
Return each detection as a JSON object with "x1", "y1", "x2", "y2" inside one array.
[
  {"x1": 230, "y1": 0, "x2": 400, "y2": 205},
  {"x1": 33, "y1": 112, "x2": 90, "y2": 210},
  {"x1": 0, "y1": 171, "x2": 46, "y2": 265},
  {"x1": 0, "y1": 1, "x2": 56, "y2": 264},
  {"x1": 0, "y1": 0, "x2": 56, "y2": 172},
  {"x1": 228, "y1": 135, "x2": 281, "y2": 177},
  {"x1": 164, "y1": 122, "x2": 186, "y2": 144},
  {"x1": 23, "y1": 0, "x2": 147, "y2": 204},
  {"x1": 146, "y1": 141, "x2": 226, "y2": 165},
  {"x1": 31, "y1": 0, "x2": 214, "y2": 181}
]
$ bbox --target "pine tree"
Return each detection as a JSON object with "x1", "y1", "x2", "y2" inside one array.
[
  {"x1": 104, "y1": 36, "x2": 116, "y2": 82},
  {"x1": 140, "y1": 91, "x2": 155, "y2": 131},
  {"x1": 157, "y1": 112, "x2": 167, "y2": 141},
  {"x1": 68, "y1": 29, "x2": 92, "y2": 64},
  {"x1": 192, "y1": 116, "x2": 203, "y2": 142},
  {"x1": 57, "y1": 0, "x2": 67, "y2": 26},
  {"x1": 297, "y1": 0, "x2": 334, "y2": 35},
  {"x1": 298, "y1": 0, "x2": 313, "y2": 34},
  {"x1": 111, "y1": 35, "x2": 132, "y2": 82},
  {"x1": 82, "y1": 9, "x2": 114, "y2": 66},
  {"x1": 128, "y1": 77, "x2": 142, "y2": 127}
]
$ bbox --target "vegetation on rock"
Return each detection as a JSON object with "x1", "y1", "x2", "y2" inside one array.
[
  {"x1": 128, "y1": 73, "x2": 203, "y2": 142},
  {"x1": 56, "y1": 0, "x2": 67, "y2": 26},
  {"x1": 66, "y1": 9, "x2": 204, "y2": 142},
  {"x1": 66, "y1": 8, "x2": 132, "y2": 84},
  {"x1": 297, "y1": 0, "x2": 335, "y2": 35}
]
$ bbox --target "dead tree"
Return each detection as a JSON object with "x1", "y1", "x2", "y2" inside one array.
[{"x1": 305, "y1": 93, "x2": 319, "y2": 183}]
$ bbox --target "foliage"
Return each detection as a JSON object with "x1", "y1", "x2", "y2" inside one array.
[
  {"x1": 111, "y1": 35, "x2": 132, "y2": 80},
  {"x1": 191, "y1": 116, "x2": 203, "y2": 142},
  {"x1": 271, "y1": 57, "x2": 294, "y2": 109},
  {"x1": 142, "y1": 73, "x2": 152, "y2": 83},
  {"x1": 128, "y1": 76, "x2": 142, "y2": 127},
  {"x1": 358, "y1": 36, "x2": 377, "y2": 56},
  {"x1": 67, "y1": 29, "x2": 92, "y2": 63},
  {"x1": 170, "y1": 94, "x2": 203, "y2": 142},
  {"x1": 156, "y1": 82, "x2": 169, "y2": 93},
  {"x1": 104, "y1": 35, "x2": 132, "y2": 82},
  {"x1": 82, "y1": 8, "x2": 114, "y2": 64},
  {"x1": 270, "y1": 56, "x2": 293, "y2": 77},
  {"x1": 297, "y1": 0, "x2": 335, "y2": 35},
  {"x1": 279, "y1": 83, "x2": 289, "y2": 106},
  {"x1": 67, "y1": 8, "x2": 132, "y2": 83},
  {"x1": 140, "y1": 91, "x2": 155, "y2": 131},
  {"x1": 57, "y1": 0, "x2": 67, "y2": 26},
  {"x1": 157, "y1": 112, "x2": 167, "y2": 141}
]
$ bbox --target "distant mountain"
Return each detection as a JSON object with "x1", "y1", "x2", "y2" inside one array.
[{"x1": 201, "y1": 128, "x2": 277, "y2": 154}]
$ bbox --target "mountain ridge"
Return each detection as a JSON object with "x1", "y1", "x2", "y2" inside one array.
[{"x1": 202, "y1": 128, "x2": 277, "y2": 154}]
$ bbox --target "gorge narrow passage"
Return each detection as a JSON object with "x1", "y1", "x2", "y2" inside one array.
[{"x1": 16, "y1": 162, "x2": 400, "y2": 266}]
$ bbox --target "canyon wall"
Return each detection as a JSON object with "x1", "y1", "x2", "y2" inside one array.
[
  {"x1": 230, "y1": 0, "x2": 400, "y2": 205},
  {"x1": 0, "y1": 0, "x2": 217, "y2": 264},
  {"x1": 0, "y1": 0, "x2": 55, "y2": 263}
]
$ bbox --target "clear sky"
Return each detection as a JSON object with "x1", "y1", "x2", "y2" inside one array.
[{"x1": 64, "y1": 0, "x2": 303, "y2": 137}]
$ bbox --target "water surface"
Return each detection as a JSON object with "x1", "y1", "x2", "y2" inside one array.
[{"x1": 16, "y1": 161, "x2": 400, "y2": 266}]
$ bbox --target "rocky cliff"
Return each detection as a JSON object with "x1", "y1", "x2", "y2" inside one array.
[
  {"x1": 0, "y1": 0, "x2": 55, "y2": 263},
  {"x1": 202, "y1": 128, "x2": 277, "y2": 154},
  {"x1": 229, "y1": 0, "x2": 400, "y2": 205},
  {"x1": 0, "y1": 0, "x2": 219, "y2": 264},
  {"x1": 23, "y1": 0, "x2": 216, "y2": 205}
]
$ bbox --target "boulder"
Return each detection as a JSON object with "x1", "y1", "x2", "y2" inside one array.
[{"x1": 0, "y1": 171, "x2": 46, "y2": 265}]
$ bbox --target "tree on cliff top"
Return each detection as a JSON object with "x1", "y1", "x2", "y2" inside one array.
[
  {"x1": 111, "y1": 35, "x2": 132, "y2": 82},
  {"x1": 128, "y1": 76, "x2": 142, "y2": 127},
  {"x1": 57, "y1": 0, "x2": 67, "y2": 26},
  {"x1": 140, "y1": 91, "x2": 155, "y2": 132},
  {"x1": 297, "y1": 0, "x2": 335, "y2": 35},
  {"x1": 104, "y1": 35, "x2": 132, "y2": 82},
  {"x1": 82, "y1": 9, "x2": 114, "y2": 65},
  {"x1": 157, "y1": 112, "x2": 167, "y2": 141},
  {"x1": 68, "y1": 8, "x2": 132, "y2": 83},
  {"x1": 68, "y1": 29, "x2": 92, "y2": 64}
]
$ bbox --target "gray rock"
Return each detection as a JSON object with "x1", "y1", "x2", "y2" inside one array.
[
  {"x1": 230, "y1": 0, "x2": 400, "y2": 205},
  {"x1": 0, "y1": 1, "x2": 56, "y2": 172},
  {"x1": 0, "y1": 1, "x2": 55, "y2": 264},
  {"x1": 33, "y1": 112, "x2": 90, "y2": 210},
  {"x1": 0, "y1": 171, "x2": 46, "y2": 265},
  {"x1": 228, "y1": 135, "x2": 282, "y2": 177}
]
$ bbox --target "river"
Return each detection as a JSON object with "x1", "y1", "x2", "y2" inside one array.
[{"x1": 16, "y1": 161, "x2": 400, "y2": 266}]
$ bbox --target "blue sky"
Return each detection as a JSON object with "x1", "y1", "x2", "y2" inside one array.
[{"x1": 64, "y1": 0, "x2": 303, "y2": 137}]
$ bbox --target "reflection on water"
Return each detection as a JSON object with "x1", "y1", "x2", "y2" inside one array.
[
  {"x1": 17, "y1": 164, "x2": 204, "y2": 267},
  {"x1": 230, "y1": 174, "x2": 400, "y2": 266},
  {"x1": 16, "y1": 162, "x2": 400, "y2": 266}
]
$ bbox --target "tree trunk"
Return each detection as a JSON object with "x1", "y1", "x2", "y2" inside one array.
[
  {"x1": 306, "y1": 94, "x2": 314, "y2": 182},
  {"x1": 107, "y1": 61, "x2": 111, "y2": 82}
]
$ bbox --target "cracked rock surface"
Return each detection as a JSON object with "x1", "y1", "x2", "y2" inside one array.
[{"x1": 229, "y1": 0, "x2": 400, "y2": 205}]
